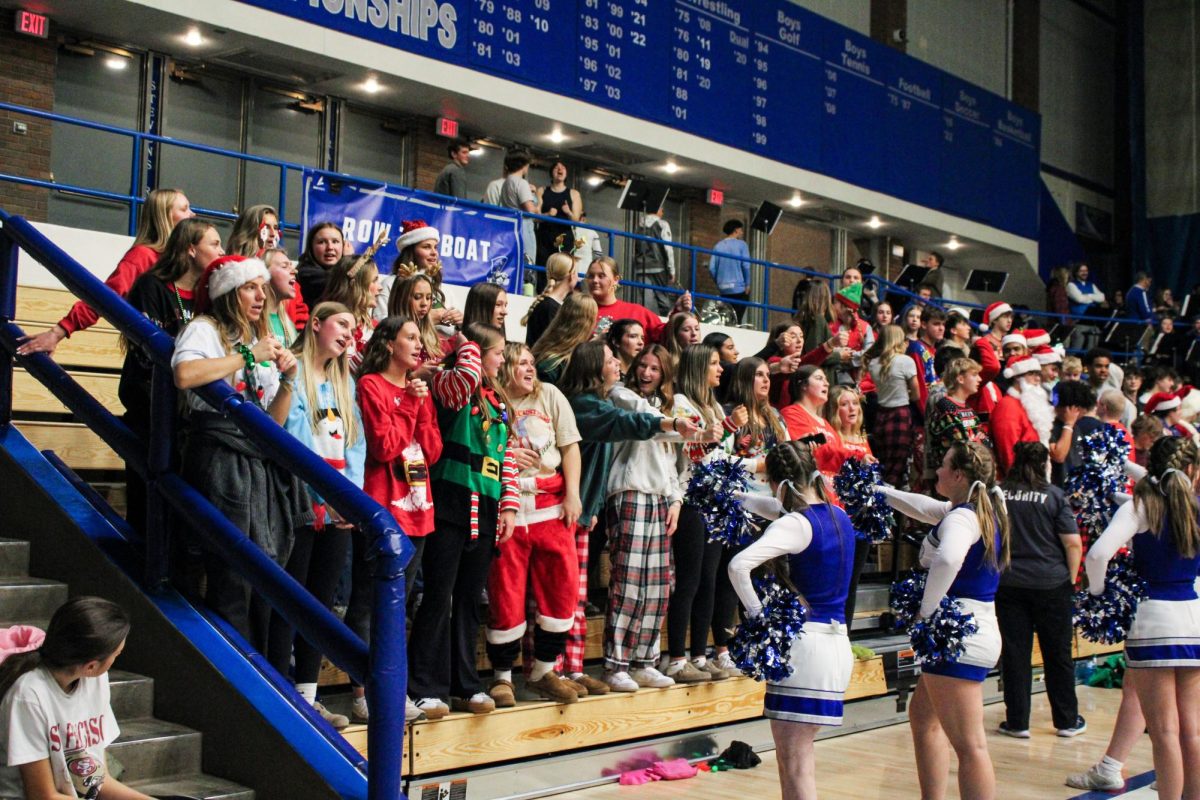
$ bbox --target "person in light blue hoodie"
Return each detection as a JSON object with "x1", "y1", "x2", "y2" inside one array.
[{"x1": 708, "y1": 219, "x2": 752, "y2": 323}]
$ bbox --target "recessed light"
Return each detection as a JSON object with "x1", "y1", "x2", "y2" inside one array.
[
  {"x1": 586, "y1": 174, "x2": 604, "y2": 187},
  {"x1": 469, "y1": 145, "x2": 484, "y2": 155},
  {"x1": 663, "y1": 160, "x2": 679, "y2": 174},
  {"x1": 547, "y1": 128, "x2": 566, "y2": 144},
  {"x1": 104, "y1": 55, "x2": 128, "y2": 71},
  {"x1": 946, "y1": 236, "x2": 961, "y2": 250},
  {"x1": 362, "y1": 76, "x2": 382, "y2": 94},
  {"x1": 787, "y1": 192, "x2": 803, "y2": 208},
  {"x1": 867, "y1": 215, "x2": 883, "y2": 229},
  {"x1": 184, "y1": 27, "x2": 203, "y2": 47}
]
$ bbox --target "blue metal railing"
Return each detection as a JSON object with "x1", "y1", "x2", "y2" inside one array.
[
  {"x1": 0, "y1": 100, "x2": 1158, "y2": 351},
  {"x1": 0, "y1": 212, "x2": 410, "y2": 800}
]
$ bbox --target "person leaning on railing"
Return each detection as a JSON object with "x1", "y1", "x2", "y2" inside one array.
[
  {"x1": 16, "y1": 188, "x2": 195, "y2": 357},
  {"x1": 171, "y1": 255, "x2": 310, "y2": 653}
]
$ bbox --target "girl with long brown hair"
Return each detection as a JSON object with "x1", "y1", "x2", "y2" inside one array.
[{"x1": 532, "y1": 293, "x2": 599, "y2": 384}]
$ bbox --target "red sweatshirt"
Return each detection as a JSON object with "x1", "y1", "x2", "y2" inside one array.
[
  {"x1": 358, "y1": 373, "x2": 444, "y2": 537},
  {"x1": 595, "y1": 298, "x2": 666, "y2": 342},
  {"x1": 989, "y1": 394, "x2": 1038, "y2": 478},
  {"x1": 59, "y1": 244, "x2": 159, "y2": 335},
  {"x1": 971, "y1": 336, "x2": 1002, "y2": 384}
]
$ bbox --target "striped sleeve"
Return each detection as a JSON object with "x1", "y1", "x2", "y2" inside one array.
[
  {"x1": 499, "y1": 444, "x2": 521, "y2": 513},
  {"x1": 432, "y1": 341, "x2": 481, "y2": 410}
]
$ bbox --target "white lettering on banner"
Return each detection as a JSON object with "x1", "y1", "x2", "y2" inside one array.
[
  {"x1": 840, "y1": 39, "x2": 870, "y2": 76},
  {"x1": 342, "y1": 217, "x2": 393, "y2": 245},
  {"x1": 776, "y1": 10, "x2": 802, "y2": 46},
  {"x1": 309, "y1": 0, "x2": 458, "y2": 49},
  {"x1": 440, "y1": 235, "x2": 492, "y2": 263}
]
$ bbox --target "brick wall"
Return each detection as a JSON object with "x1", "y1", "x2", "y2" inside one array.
[
  {"x1": 684, "y1": 196, "x2": 723, "y2": 298},
  {"x1": 0, "y1": 11, "x2": 54, "y2": 221},
  {"x1": 412, "y1": 125, "x2": 446, "y2": 193},
  {"x1": 767, "y1": 216, "x2": 832, "y2": 328}
]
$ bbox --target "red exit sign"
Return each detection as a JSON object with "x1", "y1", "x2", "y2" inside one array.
[
  {"x1": 14, "y1": 9, "x2": 48, "y2": 38},
  {"x1": 706, "y1": 188, "x2": 725, "y2": 207},
  {"x1": 435, "y1": 117, "x2": 459, "y2": 138}
]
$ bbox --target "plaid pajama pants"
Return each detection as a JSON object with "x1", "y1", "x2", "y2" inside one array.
[
  {"x1": 875, "y1": 404, "x2": 913, "y2": 488},
  {"x1": 604, "y1": 491, "x2": 672, "y2": 671}
]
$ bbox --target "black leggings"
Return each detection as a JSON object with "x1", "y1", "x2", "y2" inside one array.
[
  {"x1": 266, "y1": 525, "x2": 352, "y2": 683},
  {"x1": 842, "y1": 537, "x2": 873, "y2": 627},
  {"x1": 667, "y1": 505, "x2": 724, "y2": 658}
]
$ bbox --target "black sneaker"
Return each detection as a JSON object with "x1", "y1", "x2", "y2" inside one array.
[
  {"x1": 998, "y1": 721, "x2": 1031, "y2": 739},
  {"x1": 1057, "y1": 715, "x2": 1087, "y2": 737}
]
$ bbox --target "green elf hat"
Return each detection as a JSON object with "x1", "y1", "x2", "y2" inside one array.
[{"x1": 834, "y1": 282, "x2": 862, "y2": 310}]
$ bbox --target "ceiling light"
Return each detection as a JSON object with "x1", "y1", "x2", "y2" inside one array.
[
  {"x1": 787, "y1": 192, "x2": 803, "y2": 208},
  {"x1": 184, "y1": 27, "x2": 203, "y2": 47},
  {"x1": 867, "y1": 215, "x2": 883, "y2": 229},
  {"x1": 547, "y1": 128, "x2": 566, "y2": 144},
  {"x1": 469, "y1": 144, "x2": 484, "y2": 155},
  {"x1": 586, "y1": 174, "x2": 604, "y2": 187},
  {"x1": 663, "y1": 160, "x2": 679, "y2": 174},
  {"x1": 946, "y1": 236, "x2": 961, "y2": 250},
  {"x1": 104, "y1": 55, "x2": 128, "y2": 71},
  {"x1": 362, "y1": 76, "x2": 382, "y2": 94}
]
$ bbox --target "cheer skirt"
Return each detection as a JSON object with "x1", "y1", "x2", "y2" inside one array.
[
  {"x1": 764, "y1": 621, "x2": 854, "y2": 726},
  {"x1": 920, "y1": 598, "x2": 1001, "y2": 683},
  {"x1": 1125, "y1": 597, "x2": 1200, "y2": 668}
]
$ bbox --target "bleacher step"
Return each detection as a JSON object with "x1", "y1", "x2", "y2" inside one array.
[
  {"x1": 0, "y1": 539, "x2": 31, "y2": 577},
  {"x1": 126, "y1": 773, "x2": 256, "y2": 800},
  {"x1": 0, "y1": 577, "x2": 68, "y2": 620},
  {"x1": 108, "y1": 718, "x2": 203, "y2": 781},
  {"x1": 109, "y1": 670, "x2": 155, "y2": 719}
]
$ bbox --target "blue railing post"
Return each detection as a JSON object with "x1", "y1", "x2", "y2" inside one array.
[
  {"x1": 278, "y1": 166, "x2": 289, "y2": 238},
  {"x1": 762, "y1": 260, "x2": 771, "y2": 331},
  {"x1": 128, "y1": 133, "x2": 144, "y2": 237},
  {"x1": 367, "y1": 557, "x2": 409, "y2": 800},
  {"x1": 144, "y1": 361, "x2": 176, "y2": 588},
  {"x1": 0, "y1": 232, "x2": 16, "y2": 425},
  {"x1": 689, "y1": 249, "x2": 697, "y2": 299}
]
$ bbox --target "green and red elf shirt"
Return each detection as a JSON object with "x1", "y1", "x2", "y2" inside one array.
[{"x1": 431, "y1": 341, "x2": 520, "y2": 536}]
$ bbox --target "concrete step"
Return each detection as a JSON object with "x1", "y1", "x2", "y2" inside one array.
[
  {"x1": 109, "y1": 670, "x2": 154, "y2": 719},
  {"x1": 0, "y1": 539, "x2": 30, "y2": 577},
  {"x1": 109, "y1": 718, "x2": 202, "y2": 781},
  {"x1": 126, "y1": 773, "x2": 255, "y2": 800},
  {"x1": 0, "y1": 577, "x2": 68, "y2": 621}
]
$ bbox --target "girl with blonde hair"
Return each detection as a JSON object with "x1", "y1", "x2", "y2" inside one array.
[
  {"x1": 322, "y1": 253, "x2": 383, "y2": 372},
  {"x1": 389, "y1": 273, "x2": 445, "y2": 366},
  {"x1": 532, "y1": 293, "x2": 599, "y2": 384},
  {"x1": 226, "y1": 204, "x2": 280, "y2": 257},
  {"x1": 523, "y1": 252, "x2": 578, "y2": 346}
]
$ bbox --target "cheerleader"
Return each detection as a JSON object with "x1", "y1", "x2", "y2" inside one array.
[
  {"x1": 1083, "y1": 435, "x2": 1200, "y2": 800},
  {"x1": 727, "y1": 440, "x2": 856, "y2": 800},
  {"x1": 879, "y1": 441, "x2": 1010, "y2": 800}
]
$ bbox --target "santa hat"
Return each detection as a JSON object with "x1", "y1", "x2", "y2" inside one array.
[
  {"x1": 979, "y1": 301, "x2": 1013, "y2": 332},
  {"x1": 1033, "y1": 344, "x2": 1062, "y2": 365},
  {"x1": 1145, "y1": 385, "x2": 1193, "y2": 415},
  {"x1": 946, "y1": 306, "x2": 973, "y2": 321},
  {"x1": 1024, "y1": 328, "x2": 1051, "y2": 347},
  {"x1": 194, "y1": 255, "x2": 269, "y2": 315},
  {"x1": 395, "y1": 219, "x2": 440, "y2": 251},
  {"x1": 1001, "y1": 331, "x2": 1027, "y2": 349},
  {"x1": 835, "y1": 283, "x2": 863, "y2": 310},
  {"x1": 1003, "y1": 354, "x2": 1040, "y2": 380}
]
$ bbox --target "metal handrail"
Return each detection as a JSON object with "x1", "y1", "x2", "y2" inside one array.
[
  {"x1": 0, "y1": 212, "x2": 408, "y2": 799},
  {"x1": 0, "y1": 100, "x2": 1156, "y2": 340}
]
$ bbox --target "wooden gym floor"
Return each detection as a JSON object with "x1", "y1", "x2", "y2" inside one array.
[{"x1": 565, "y1": 685, "x2": 1155, "y2": 799}]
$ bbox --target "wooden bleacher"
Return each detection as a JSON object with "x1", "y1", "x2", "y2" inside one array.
[{"x1": 11, "y1": 286, "x2": 126, "y2": 473}]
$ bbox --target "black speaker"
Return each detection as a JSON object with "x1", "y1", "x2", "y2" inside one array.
[
  {"x1": 618, "y1": 179, "x2": 670, "y2": 212},
  {"x1": 750, "y1": 201, "x2": 783, "y2": 235}
]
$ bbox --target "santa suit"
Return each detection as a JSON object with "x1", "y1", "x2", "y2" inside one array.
[
  {"x1": 990, "y1": 390, "x2": 1039, "y2": 478},
  {"x1": 485, "y1": 384, "x2": 581, "y2": 669}
]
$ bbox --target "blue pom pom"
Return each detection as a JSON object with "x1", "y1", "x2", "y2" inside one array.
[
  {"x1": 729, "y1": 575, "x2": 808, "y2": 682},
  {"x1": 1073, "y1": 553, "x2": 1149, "y2": 644},
  {"x1": 833, "y1": 458, "x2": 895, "y2": 543},
  {"x1": 908, "y1": 596, "x2": 979, "y2": 667},
  {"x1": 1065, "y1": 424, "x2": 1130, "y2": 531},
  {"x1": 685, "y1": 457, "x2": 755, "y2": 547},
  {"x1": 889, "y1": 569, "x2": 927, "y2": 632}
]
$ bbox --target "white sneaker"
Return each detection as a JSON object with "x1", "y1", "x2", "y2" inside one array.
[
  {"x1": 604, "y1": 670, "x2": 639, "y2": 692},
  {"x1": 631, "y1": 666, "x2": 675, "y2": 688},
  {"x1": 712, "y1": 652, "x2": 742, "y2": 677},
  {"x1": 415, "y1": 697, "x2": 450, "y2": 720},
  {"x1": 405, "y1": 697, "x2": 427, "y2": 723},
  {"x1": 1065, "y1": 764, "x2": 1123, "y2": 791}
]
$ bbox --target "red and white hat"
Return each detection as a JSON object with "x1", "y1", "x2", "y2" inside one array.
[
  {"x1": 980, "y1": 301, "x2": 1013, "y2": 332},
  {"x1": 1003, "y1": 354, "x2": 1041, "y2": 380},
  {"x1": 1001, "y1": 331, "x2": 1028, "y2": 349},
  {"x1": 1024, "y1": 328, "x2": 1051, "y2": 347},
  {"x1": 1145, "y1": 385, "x2": 1194, "y2": 415},
  {"x1": 1033, "y1": 344, "x2": 1063, "y2": 365},
  {"x1": 395, "y1": 219, "x2": 440, "y2": 251},
  {"x1": 194, "y1": 254, "x2": 269, "y2": 315}
]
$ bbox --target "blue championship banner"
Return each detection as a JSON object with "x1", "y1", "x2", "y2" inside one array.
[{"x1": 302, "y1": 170, "x2": 523, "y2": 294}]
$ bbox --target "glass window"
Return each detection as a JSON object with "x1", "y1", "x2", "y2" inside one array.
[{"x1": 339, "y1": 106, "x2": 408, "y2": 185}]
